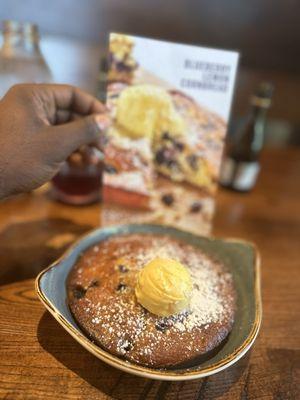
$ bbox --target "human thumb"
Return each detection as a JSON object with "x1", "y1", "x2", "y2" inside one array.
[{"x1": 44, "y1": 113, "x2": 111, "y2": 161}]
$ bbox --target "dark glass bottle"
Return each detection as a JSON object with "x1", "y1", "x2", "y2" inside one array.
[{"x1": 220, "y1": 82, "x2": 273, "y2": 192}]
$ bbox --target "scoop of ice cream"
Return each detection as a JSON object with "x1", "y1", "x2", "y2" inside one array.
[
  {"x1": 116, "y1": 84, "x2": 185, "y2": 140},
  {"x1": 135, "y1": 257, "x2": 192, "y2": 316}
]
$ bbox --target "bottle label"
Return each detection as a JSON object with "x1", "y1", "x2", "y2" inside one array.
[
  {"x1": 233, "y1": 161, "x2": 260, "y2": 190},
  {"x1": 220, "y1": 158, "x2": 260, "y2": 190},
  {"x1": 219, "y1": 158, "x2": 236, "y2": 185}
]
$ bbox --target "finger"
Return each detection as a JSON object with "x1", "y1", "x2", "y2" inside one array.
[
  {"x1": 48, "y1": 84, "x2": 107, "y2": 115},
  {"x1": 6, "y1": 83, "x2": 107, "y2": 124},
  {"x1": 54, "y1": 110, "x2": 84, "y2": 124},
  {"x1": 44, "y1": 113, "x2": 111, "y2": 161},
  {"x1": 55, "y1": 109, "x2": 72, "y2": 124}
]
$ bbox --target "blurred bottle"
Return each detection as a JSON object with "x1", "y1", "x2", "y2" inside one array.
[
  {"x1": 220, "y1": 82, "x2": 274, "y2": 192},
  {"x1": 0, "y1": 20, "x2": 52, "y2": 97}
]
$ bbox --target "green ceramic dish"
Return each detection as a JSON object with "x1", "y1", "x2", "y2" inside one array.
[{"x1": 36, "y1": 224, "x2": 261, "y2": 381}]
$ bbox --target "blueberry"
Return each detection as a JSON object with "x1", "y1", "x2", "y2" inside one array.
[
  {"x1": 187, "y1": 154, "x2": 198, "y2": 171},
  {"x1": 155, "y1": 149, "x2": 167, "y2": 165},
  {"x1": 162, "y1": 132, "x2": 171, "y2": 141},
  {"x1": 166, "y1": 159, "x2": 178, "y2": 169},
  {"x1": 104, "y1": 164, "x2": 117, "y2": 174},
  {"x1": 117, "y1": 283, "x2": 127, "y2": 292},
  {"x1": 120, "y1": 340, "x2": 133, "y2": 352},
  {"x1": 73, "y1": 285, "x2": 86, "y2": 299},
  {"x1": 174, "y1": 141, "x2": 184, "y2": 151},
  {"x1": 118, "y1": 264, "x2": 128, "y2": 273},
  {"x1": 190, "y1": 202, "x2": 202, "y2": 213},
  {"x1": 89, "y1": 279, "x2": 100, "y2": 288},
  {"x1": 161, "y1": 193, "x2": 174, "y2": 206},
  {"x1": 116, "y1": 61, "x2": 132, "y2": 72},
  {"x1": 155, "y1": 320, "x2": 169, "y2": 333},
  {"x1": 176, "y1": 311, "x2": 189, "y2": 323}
]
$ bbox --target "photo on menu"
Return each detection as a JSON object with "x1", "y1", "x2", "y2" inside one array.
[{"x1": 102, "y1": 33, "x2": 239, "y2": 235}]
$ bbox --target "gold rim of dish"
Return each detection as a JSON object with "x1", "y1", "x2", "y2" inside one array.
[{"x1": 35, "y1": 226, "x2": 262, "y2": 381}]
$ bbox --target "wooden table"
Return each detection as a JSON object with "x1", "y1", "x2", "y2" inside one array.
[{"x1": 0, "y1": 148, "x2": 299, "y2": 399}]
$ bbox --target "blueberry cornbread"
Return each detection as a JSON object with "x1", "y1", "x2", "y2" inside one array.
[
  {"x1": 67, "y1": 233, "x2": 236, "y2": 368},
  {"x1": 105, "y1": 83, "x2": 225, "y2": 196},
  {"x1": 103, "y1": 130, "x2": 154, "y2": 209},
  {"x1": 103, "y1": 82, "x2": 225, "y2": 234},
  {"x1": 153, "y1": 90, "x2": 226, "y2": 193}
]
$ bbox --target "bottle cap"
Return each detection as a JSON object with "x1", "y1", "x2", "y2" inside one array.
[
  {"x1": 251, "y1": 82, "x2": 274, "y2": 108},
  {"x1": 255, "y1": 82, "x2": 274, "y2": 99}
]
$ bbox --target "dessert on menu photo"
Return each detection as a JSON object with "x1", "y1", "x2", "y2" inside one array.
[{"x1": 102, "y1": 33, "x2": 239, "y2": 235}]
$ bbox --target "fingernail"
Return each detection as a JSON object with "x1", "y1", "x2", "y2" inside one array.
[{"x1": 95, "y1": 113, "x2": 111, "y2": 131}]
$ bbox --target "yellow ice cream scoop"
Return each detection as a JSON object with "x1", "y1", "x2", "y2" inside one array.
[
  {"x1": 135, "y1": 257, "x2": 192, "y2": 317},
  {"x1": 116, "y1": 84, "x2": 185, "y2": 140}
]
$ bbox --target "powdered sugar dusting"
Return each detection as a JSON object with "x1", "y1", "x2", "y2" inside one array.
[{"x1": 69, "y1": 233, "x2": 235, "y2": 367}]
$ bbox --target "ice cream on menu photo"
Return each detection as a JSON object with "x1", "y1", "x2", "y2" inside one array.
[{"x1": 102, "y1": 33, "x2": 239, "y2": 235}]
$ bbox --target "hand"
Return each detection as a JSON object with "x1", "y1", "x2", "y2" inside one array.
[{"x1": 0, "y1": 84, "x2": 110, "y2": 199}]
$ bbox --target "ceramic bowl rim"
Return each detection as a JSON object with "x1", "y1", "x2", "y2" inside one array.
[{"x1": 35, "y1": 223, "x2": 262, "y2": 381}]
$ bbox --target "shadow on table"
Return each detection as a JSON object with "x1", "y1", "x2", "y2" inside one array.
[
  {"x1": 0, "y1": 218, "x2": 92, "y2": 285},
  {"x1": 37, "y1": 311, "x2": 250, "y2": 399}
]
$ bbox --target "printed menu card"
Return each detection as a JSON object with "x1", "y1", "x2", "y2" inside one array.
[{"x1": 102, "y1": 33, "x2": 239, "y2": 235}]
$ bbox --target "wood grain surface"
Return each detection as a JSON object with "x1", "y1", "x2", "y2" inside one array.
[{"x1": 0, "y1": 148, "x2": 299, "y2": 399}]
